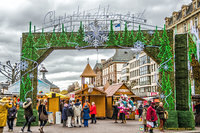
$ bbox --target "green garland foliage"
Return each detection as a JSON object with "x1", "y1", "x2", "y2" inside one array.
[
  {"x1": 188, "y1": 35, "x2": 197, "y2": 62},
  {"x1": 69, "y1": 31, "x2": 75, "y2": 47},
  {"x1": 58, "y1": 24, "x2": 68, "y2": 47},
  {"x1": 128, "y1": 30, "x2": 134, "y2": 46},
  {"x1": 35, "y1": 29, "x2": 48, "y2": 48},
  {"x1": 164, "y1": 110, "x2": 178, "y2": 129},
  {"x1": 76, "y1": 21, "x2": 86, "y2": 46},
  {"x1": 107, "y1": 20, "x2": 117, "y2": 46},
  {"x1": 20, "y1": 76, "x2": 25, "y2": 102},
  {"x1": 134, "y1": 25, "x2": 147, "y2": 44},
  {"x1": 177, "y1": 111, "x2": 195, "y2": 129},
  {"x1": 164, "y1": 74, "x2": 175, "y2": 110},
  {"x1": 158, "y1": 25, "x2": 173, "y2": 72},
  {"x1": 161, "y1": 72, "x2": 167, "y2": 92},
  {"x1": 16, "y1": 109, "x2": 38, "y2": 126},
  {"x1": 117, "y1": 33, "x2": 122, "y2": 46},
  {"x1": 22, "y1": 22, "x2": 39, "y2": 61},
  {"x1": 122, "y1": 22, "x2": 129, "y2": 46},
  {"x1": 150, "y1": 26, "x2": 161, "y2": 46},
  {"x1": 24, "y1": 74, "x2": 32, "y2": 99},
  {"x1": 50, "y1": 28, "x2": 59, "y2": 46}
]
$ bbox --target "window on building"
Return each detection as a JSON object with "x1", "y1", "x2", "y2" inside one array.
[
  {"x1": 194, "y1": 2, "x2": 197, "y2": 9},
  {"x1": 140, "y1": 88, "x2": 145, "y2": 93},
  {"x1": 195, "y1": 17, "x2": 198, "y2": 28},
  {"x1": 139, "y1": 76, "x2": 151, "y2": 86},
  {"x1": 140, "y1": 55, "x2": 150, "y2": 65},
  {"x1": 184, "y1": 23, "x2": 187, "y2": 32},
  {"x1": 130, "y1": 62, "x2": 134, "y2": 69},
  {"x1": 130, "y1": 71, "x2": 134, "y2": 78},
  {"x1": 140, "y1": 66, "x2": 150, "y2": 75}
]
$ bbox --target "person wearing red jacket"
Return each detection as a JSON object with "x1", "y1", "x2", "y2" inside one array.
[
  {"x1": 146, "y1": 102, "x2": 158, "y2": 133},
  {"x1": 90, "y1": 102, "x2": 97, "y2": 124}
]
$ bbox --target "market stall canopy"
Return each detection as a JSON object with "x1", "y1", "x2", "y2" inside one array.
[
  {"x1": 75, "y1": 87, "x2": 106, "y2": 96},
  {"x1": 143, "y1": 97, "x2": 155, "y2": 101},
  {"x1": 105, "y1": 83, "x2": 144, "y2": 100},
  {"x1": 45, "y1": 92, "x2": 69, "y2": 98}
]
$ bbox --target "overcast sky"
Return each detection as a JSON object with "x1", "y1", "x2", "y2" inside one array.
[{"x1": 0, "y1": 0, "x2": 191, "y2": 90}]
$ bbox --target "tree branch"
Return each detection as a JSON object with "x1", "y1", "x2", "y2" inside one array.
[{"x1": 0, "y1": 71, "x2": 11, "y2": 79}]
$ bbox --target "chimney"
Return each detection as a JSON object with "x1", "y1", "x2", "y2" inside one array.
[
  {"x1": 165, "y1": 17, "x2": 170, "y2": 26},
  {"x1": 101, "y1": 59, "x2": 106, "y2": 64}
]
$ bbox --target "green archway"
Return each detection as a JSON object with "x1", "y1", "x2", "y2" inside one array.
[{"x1": 16, "y1": 21, "x2": 199, "y2": 129}]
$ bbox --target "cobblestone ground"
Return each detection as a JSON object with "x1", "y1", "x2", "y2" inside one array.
[{"x1": 3, "y1": 119, "x2": 200, "y2": 133}]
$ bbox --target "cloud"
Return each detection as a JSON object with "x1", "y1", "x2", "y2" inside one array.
[{"x1": 0, "y1": 0, "x2": 192, "y2": 89}]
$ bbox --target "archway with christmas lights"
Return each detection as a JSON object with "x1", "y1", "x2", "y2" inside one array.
[{"x1": 17, "y1": 20, "x2": 200, "y2": 129}]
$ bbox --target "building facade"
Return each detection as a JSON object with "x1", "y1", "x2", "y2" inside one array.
[
  {"x1": 93, "y1": 62, "x2": 103, "y2": 87},
  {"x1": 121, "y1": 51, "x2": 159, "y2": 97},
  {"x1": 93, "y1": 49, "x2": 134, "y2": 86},
  {"x1": 165, "y1": 0, "x2": 199, "y2": 94},
  {"x1": 120, "y1": 63, "x2": 130, "y2": 85},
  {"x1": 165, "y1": 0, "x2": 200, "y2": 34}
]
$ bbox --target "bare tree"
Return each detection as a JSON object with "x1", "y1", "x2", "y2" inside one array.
[
  {"x1": 0, "y1": 61, "x2": 20, "y2": 84},
  {"x1": 67, "y1": 83, "x2": 75, "y2": 93}
]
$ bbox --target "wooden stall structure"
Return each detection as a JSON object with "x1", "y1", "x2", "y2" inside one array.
[
  {"x1": 76, "y1": 63, "x2": 106, "y2": 118},
  {"x1": 75, "y1": 87, "x2": 106, "y2": 118},
  {"x1": 105, "y1": 83, "x2": 143, "y2": 119}
]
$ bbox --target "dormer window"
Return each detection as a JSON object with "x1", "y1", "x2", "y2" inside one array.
[
  {"x1": 195, "y1": 2, "x2": 197, "y2": 9},
  {"x1": 184, "y1": 9, "x2": 187, "y2": 17},
  {"x1": 195, "y1": 17, "x2": 198, "y2": 28},
  {"x1": 193, "y1": 0, "x2": 197, "y2": 10},
  {"x1": 173, "y1": 12, "x2": 179, "y2": 23},
  {"x1": 184, "y1": 23, "x2": 187, "y2": 32},
  {"x1": 182, "y1": 5, "x2": 188, "y2": 17}
]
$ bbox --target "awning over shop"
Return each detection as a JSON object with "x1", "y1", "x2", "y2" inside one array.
[{"x1": 45, "y1": 92, "x2": 69, "y2": 99}]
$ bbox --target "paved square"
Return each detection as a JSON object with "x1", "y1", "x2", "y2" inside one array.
[{"x1": 3, "y1": 119, "x2": 200, "y2": 133}]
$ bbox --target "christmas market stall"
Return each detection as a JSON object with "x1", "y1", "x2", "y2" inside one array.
[
  {"x1": 105, "y1": 83, "x2": 143, "y2": 119},
  {"x1": 75, "y1": 87, "x2": 106, "y2": 118},
  {"x1": 76, "y1": 63, "x2": 106, "y2": 118}
]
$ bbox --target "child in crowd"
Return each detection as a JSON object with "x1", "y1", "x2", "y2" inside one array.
[
  {"x1": 83, "y1": 105, "x2": 90, "y2": 127},
  {"x1": 142, "y1": 105, "x2": 149, "y2": 132}
]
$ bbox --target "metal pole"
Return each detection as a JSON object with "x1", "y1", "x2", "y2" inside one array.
[{"x1": 132, "y1": 14, "x2": 134, "y2": 30}]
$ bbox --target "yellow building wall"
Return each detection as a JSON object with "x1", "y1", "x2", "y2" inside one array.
[
  {"x1": 90, "y1": 96, "x2": 106, "y2": 118},
  {"x1": 48, "y1": 97, "x2": 60, "y2": 118},
  {"x1": 106, "y1": 97, "x2": 113, "y2": 118}
]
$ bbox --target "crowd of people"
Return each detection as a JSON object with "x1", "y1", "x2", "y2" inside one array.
[
  {"x1": 0, "y1": 96, "x2": 98, "y2": 133},
  {"x1": 141, "y1": 102, "x2": 168, "y2": 133},
  {"x1": 0, "y1": 96, "x2": 170, "y2": 133},
  {"x1": 61, "y1": 99, "x2": 97, "y2": 128}
]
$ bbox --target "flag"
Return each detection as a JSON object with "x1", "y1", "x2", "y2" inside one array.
[{"x1": 115, "y1": 23, "x2": 120, "y2": 27}]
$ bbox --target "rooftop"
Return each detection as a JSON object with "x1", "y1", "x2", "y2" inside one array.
[
  {"x1": 41, "y1": 78, "x2": 59, "y2": 89},
  {"x1": 81, "y1": 63, "x2": 97, "y2": 77}
]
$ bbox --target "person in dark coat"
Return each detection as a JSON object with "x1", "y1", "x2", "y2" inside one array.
[
  {"x1": 38, "y1": 100, "x2": 48, "y2": 133},
  {"x1": 138, "y1": 104, "x2": 143, "y2": 118},
  {"x1": 62, "y1": 103, "x2": 68, "y2": 127},
  {"x1": 60, "y1": 100, "x2": 65, "y2": 123},
  {"x1": 83, "y1": 105, "x2": 90, "y2": 127},
  {"x1": 21, "y1": 98, "x2": 33, "y2": 133},
  {"x1": 7, "y1": 102, "x2": 17, "y2": 132},
  {"x1": 112, "y1": 102, "x2": 119, "y2": 123},
  {"x1": 67, "y1": 101, "x2": 74, "y2": 128},
  {"x1": 156, "y1": 102, "x2": 165, "y2": 132},
  {"x1": 194, "y1": 102, "x2": 200, "y2": 126}
]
